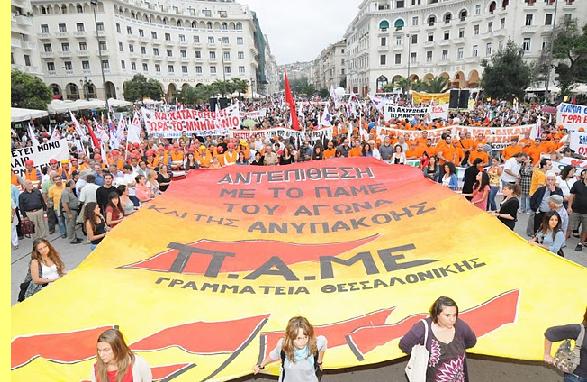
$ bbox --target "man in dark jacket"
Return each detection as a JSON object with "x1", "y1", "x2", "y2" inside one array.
[
  {"x1": 530, "y1": 171, "x2": 563, "y2": 234},
  {"x1": 462, "y1": 158, "x2": 483, "y2": 201}
]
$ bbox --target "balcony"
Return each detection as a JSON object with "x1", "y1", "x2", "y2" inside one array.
[
  {"x1": 82, "y1": 68, "x2": 92, "y2": 75},
  {"x1": 47, "y1": 70, "x2": 56, "y2": 76},
  {"x1": 152, "y1": 40, "x2": 161, "y2": 45},
  {"x1": 521, "y1": 24, "x2": 538, "y2": 33},
  {"x1": 11, "y1": 39, "x2": 21, "y2": 48},
  {"x1": 12, "y1": 15, "x2": 32, "y2": 26},
  {"x1": 377, "y1": 45, "x2": 389, "y2": 51},
  {"x1": 40, "y1": 51, "x2": 53, "y2": 58},
  {"x1": 77, "y1": 50, "x2": 90, "y2": 56},
  {"x1": 65, "y1": 69, "x2": 74, "y2": 75},
  {"x1": 58, "y1": 50, "x2": 72, "y2": 58},
  {"x1": 37, "y1": 32, "x2": 51, "y2": 39},
  {"x1": 73, "y1": 31, "x2": 86, "y2": 38},
  {"x1": 153, "y1": 56, "x2": 162, "y2": 61},
  {"x1": 128, "y1": 51, "x2": 139, "y2": 58},
  {"x1": 96, "y1": 49, "x2": 110, "y2": 56},
  {"x1": 180, "y1": 56, "x2": 189, "y2": 62},
  {"x1": 178, "y1": 40, "x2": 188, "y2": 46},
  {"x1": 55, "y1": 32, "x2": 69, "y2": 39},
  {"x1": 393, "y1": 45, "x2": 404, "y2": 51},
  {"x1": 96, "y1": 30, "x2": 106, "y2": 37},
  {"x1": 438, "y1": 39, "x2": 450, "y2": 46},
  {"x1": 167, "y1": 56, "x2": 177, "y2": 62}
]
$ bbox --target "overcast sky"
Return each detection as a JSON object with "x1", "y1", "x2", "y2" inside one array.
[{"x1": 240, "y1": 0, "x2": 362, "y2": 65}]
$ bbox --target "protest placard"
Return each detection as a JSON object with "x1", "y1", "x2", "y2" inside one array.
[{"x1": 11, "y1": 138, "x2": 70, "y2": 177}]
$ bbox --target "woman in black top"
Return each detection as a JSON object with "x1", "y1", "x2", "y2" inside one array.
[
  {"x1": 311, "y1": 145, "x2": 323, "y2": 161},
  {"x1": 493, "y1": 183, "x2": 520, "y2": 230},
  {"x1": 423, "y1": 155, "x2": 440, "y2": 183},
  {"x1": 84, "y1": 202, "x2": 107, "y2": 250},
  {"x1": 251, "y1": 151, "x2": 264, "y2": 166},
  {"x1": 157, "y1": 165, "x2": 172, "y2": 192},
  {"x1": 279, "y1": 146, "x2": 295, "y2": 165},
  {"x1": 184, "y1": 152, "x2": 199, "y2": 170}
]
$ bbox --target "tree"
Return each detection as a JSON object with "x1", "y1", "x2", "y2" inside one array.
[
  {"x1": 210, "y1": 80, "x2": 238, "y2": 96},
  {"x1": 318, "y1": 88, "x2": 330, "y2": 98},
  {"x1": 231, "y1": 78, "x2": 249, "y2": 96},
  {"x1": 11, "y1": 70, "x2": 52, "y2": 110},
  {"x1": 481, "y1": 40, "x2": 531, "y2": 102},
  {"x1": 425, "y1": 76, "x2": 450, "y2": 93},
  {"x1": 178, "y1": 84, "x2": 214, "y2": 105},
  {"x1": 552, "y1": 20, "x2": 587, "y2": 96},
  {"x1": 392, "y1": 76, "x2": 412, "y2": 94},
  {"x1": 123, "y1": 74, "x2": 163, "y2": 101}
]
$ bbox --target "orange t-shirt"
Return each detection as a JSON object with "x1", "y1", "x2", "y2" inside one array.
[
  {"x1": 460, "y1": 139, "x2": 475, "y2": 151},
  {"x1": 323, "y1": 148, "x2": 336, "y2": 159},
  {"x1": 349, "y1": 147, "x2": 362, "y2": 157},
  {"x1": 503, "y1": 145, "x2": 522, "y2": 160},
  {"x1": 468, "y1": 150, "x2": 489, "y2": 166},
  {"x1": 437, "y1": 145, "x2": 457, "y2": 164}
]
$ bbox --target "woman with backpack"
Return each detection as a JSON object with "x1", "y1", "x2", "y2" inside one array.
[
  {"x1": 253, "y1": 316, "x2": 327, "y2": 381},
  {"x1": 544, "y1": 306, "x2": 587, "y2": 382}
]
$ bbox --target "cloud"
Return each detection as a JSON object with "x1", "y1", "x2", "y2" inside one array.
[{"x1": 240, "y1": 0, "x2": 361, "y2": 65}]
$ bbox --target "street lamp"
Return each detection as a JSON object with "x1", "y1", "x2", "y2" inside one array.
[
  {"x1": 406, "y1": 33, "x2": 412, "y2": 96},
  {"x1": 218, "y1": 37, "x2": 227, "y2": 82},
  {"x1": 544, "y1": 0, "x2": 559, "y2": 103},
  {"x1": 90, "y1": 0, "x2": 110, "y2": 114},
  {"x1": 79, "y1": 77, "x2": 93, "y2": 100}
]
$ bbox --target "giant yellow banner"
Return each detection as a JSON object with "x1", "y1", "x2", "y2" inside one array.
[
  {"x1": 411, "y1": 90, "x2": 450, "y2": 105},
  {"x1": 11, "y1": 158, "x2": 587, "y2": 381}
]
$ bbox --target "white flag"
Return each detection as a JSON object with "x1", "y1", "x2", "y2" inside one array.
[
  {"x1": 28, "y1": 123, "x2": 40, "y2": 146},
  {"x1": 127, "y1": 112, "x2": 142, "y2": 143}
]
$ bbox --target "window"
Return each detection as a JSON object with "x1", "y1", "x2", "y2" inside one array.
[
  {"x1": 41, "y1": 24, "x2": 49, "y2": 33},
  {"x1": 224, "y1": 66, "x2": 231, "y2": 73},
  {"x1": 210, "y1": 51, "x2": 216, "y2": 59},
  {"x1": 444, "y1": 31, "x2": 449, "y2": 40},
  {"x1": 77, "y1": 4, "x2": 83, "y2": 13},
  {"x1": 59, "y1": 23, "x2": 67, "y2": 32},
  {"x1": 473, "y1": 44, "x2": 478, "y2": 56},
  {"x1": 179, "y1": 34, "x2": 185, "y2": 42},
  {"x1": 442, "y1": 49, "x2": 448, "y2": 60},
  {"x1": 167, "y1": 49, "x2": 172, "y2": 57},
  {"x1": 411, "y1": 34, "x2": 418, "y2": 44},
  {"x1": 203, "y1": 9, "x2": 212, "y2": 17},
  {"x1": 210, "y1": 66, "x2": 216, "y2": 73},
  {"x1": 410, "y1": 52, "x2": 416, "y2": 64},
  {"x1": 181, "y1": 49, "x2": 187, "y2": 58},
  {"x1": 501, "y1": 17, "x2": 506, "y2": 29},
  {"x1": 24, "y1": 55, "x2": 31, "y2": 66},
  {"x1": 458, "y1": 28, "x2": 465, "y2": 38},
  {"x1": 545, "y1": 13, "x2": 553, "y2": 25},
  {"x1": 64, "y1": 61, "x2": 72, "y2": 70},
  {"x1": 61, "y1": 42, "x2": 70, "y2": 51},
  {"x1": 96, "y1": 22, "x2": 104, "y2": 32},
  {"x1": 396, "y1": 0, "x2": 405, "y2": 8},
  {"x1": 193, "y1": 35, "x2": 200, "y2": 43},
  {"x1": 117, "y1": 42, "x2": 123, "y2": 51},
  {"x1": 475, "y1": 4, "x2": 481, "y2": 14},
  {"x1": 151, "y1": 31, "x2": 157, "y2": 39},
  {"x1": 379, "y1": 20, "x2": 389, "y2": 31},
  {"x1": 127, "y1": 26, "x2": 132, "y2": 34},
  {"x1": 486, "y1": 42, "x2": 492, "y2": 56},
  {"x1": 141, "y1": 46, "x2": 146, "y2": 54},
  {"x1": 165, "y1": 33, "x2": 171, "y2": 41},
  {"x1": 428, "y1": 33, "x2": 434, "y2": 42},
  {"x1": 153, "y1": 48, "x2": 159, "y2": 56},
  {"x1": 474, "y1": 24, "x2": 479, "y2": 35},
  {"x1": 238, "y1": 51, "x2": 244, "y2": 59},
  {"x1": 43, "y1": 43, "x2": 51, "y2": 52},
  {"x1": 208, "y1": 36, "x2": 214, "y2": 43},
  {"x1": 457, "y1": 47, "x2": 464, "y2": 60},
  {"x1": 182, "y1": 65, "x2": 188, "y2": 73},
  {"x1": 444, "y1": 13, "x2": 452, "y2": 23},
  {"x1": 139, "y1": 29, "x2": 144, "y2": 37},
  {"x1": 239, "y1": 66, "x2": 245, "y2": 74},
  {"x1": 121, "y1": 60, "x2": 125, "y2": 69},
  {"x1": 564, "y1": 14, "x2": 572, "y2": 23},
  {"x1": 426, "y1": 50, "x2": 432, "y2": 62},
  {"x1": 394, "y1": 19, "x2": 405, "y2": 31},
  {"x1": 223, "y1": 51, "x2": 230, "y2": 60},
  {"x1": 47, "y1": 62, "x2": 55, "y2": 71},
  {"x1": 98, "y1": 41, "x2": 106, "y2": 51},
  {"x1": 412, "y1": 16, "x2": 418, "y2": 26},
  {"x1": 488, "y1": 22, "x2": 493, "y2": 32},
  {"x1": 222, "y1": 36, "x2": 229, "y2": 44},
  {"x1": 237, "y1": 37, "x2": 243, "y2": 45},
  {"x1": 77, "y1": 23, "x2": 85, "y2": 32},
  {"x1": 396, "y1": 35, "x2": 402, "y2": 46},
  {"x1": 523, "y1": 37, "x2": 531, "y2": 51},
  {"x1": 131, "y1": 62, "x2": 136, "y2": 70},
  {"x1": 380, "y1": 54, "x2": 386, "y2": 65},
  {"x1": 195, "y1": 66, "x2": 202, "y2": 73},
  {"x1": 129, "y1": 44, "x2": 134, "y2": 52},
  {"x1": 394, "y1": 54, "x2": 401, "y2": 64},
  {"x1": 525, "y1": 14, "x2": 533, "y2": 25},
  {"x1": 82, "y1": 60, "x2": 90, "y2": 69},
  {"x1": 155, "y1": 64, "x2": 160, "y2": 72},
  {"x1": 79, "y1": 41, "x2": 87, "y2": 50},
  {"x1": 168, "y1": 65, "x2": 174, "y2": 73},
  {"x1": 116, "y1": 23, "x2": 120, "y2": 33},
  {"x1": 195, "y1": 50, "x2": 201, "y2": 58},
  {"x1": 427, "y1": 15, "x2": 435, "y2": 26}
]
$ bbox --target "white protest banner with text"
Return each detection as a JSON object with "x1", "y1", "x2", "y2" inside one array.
[
  {"x1": 556, "y1": 103, "x2": 587, "y2": 132},
  {"x1": 570, "y1": 131, "x2": 587, "y2": 156},
  {"x1": 11, "y1": 139, "x2": 70, "y2": 177}
]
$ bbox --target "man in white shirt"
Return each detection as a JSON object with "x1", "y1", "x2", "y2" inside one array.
[{"x1": 500, "y1": 152, "x2": 528, "y2": 188}]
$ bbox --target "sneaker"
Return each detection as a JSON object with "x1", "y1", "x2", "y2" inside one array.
[
  {"x1": 61, "y1": 234, "x2": 67, "y2": 239},
  {"x1": 575, "y1": 243, "x2": 583, "y2": 251},
  {"x1": 572, "y1": 230, "x2": 580, "y2": 238},
  {"x1": 70, "y1": 239, "x2": 83, "y2": 244}
]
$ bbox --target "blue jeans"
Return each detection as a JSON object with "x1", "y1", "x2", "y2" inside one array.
[
  {"x1": 520, "y1": 194, "x2": 530, "y2": 213},
  {"x1": 58, "y1": 213, "x2": 67, "y2": 236},
  {"x1": 488, "y1": 186, "x2": 499, "y2": 211},
  {"x1": 565, "y1": 373, "x2": 587, "y2": 382}
]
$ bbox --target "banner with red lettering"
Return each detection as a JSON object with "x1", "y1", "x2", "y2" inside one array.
[
  {"x1": 141, "y1": 105, "x2": 241, "y2": 138},
  {"x1": 557, "y1": 102, "x2": 587, "y2": 132}
]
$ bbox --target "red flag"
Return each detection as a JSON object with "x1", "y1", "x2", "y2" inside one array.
[
  {"x1": 83, "y1": 118, "x2": 101, "y2": 149},
  {"x1": 284, "y1": 70, "x2": 301, "y2": 131}
]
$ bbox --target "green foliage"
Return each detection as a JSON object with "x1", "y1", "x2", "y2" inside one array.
[
  {"x1": 11, "y1": 70, "x2": 52, "y2": 110},
  {"x1": 552, "y1": 20, "x2": 587, "y2": 96},
  {"x1": 388, "y1": 76, "x2": 449, "y2": 93},
  {"x1": 318, "y1": 88, "x2": 330, "y2": 98},
  {"x1": 425, "y1": 77, "x2": 450, "y2": 93},
  {"x1": 123, "y1": 74, "x2": 163, "y2": 102},
  {"x1": 392, "y1": 76, "x2": 412, "y2": 93},
  {"x1": 481, "y1": 40, "x2": 531, "y2": 102},
  {"x1": 231, "y1": 78, "x2": 249, "y2": 95},
  {"x1": 178, "y1": 85, "x2": 213, "y2": 105}
]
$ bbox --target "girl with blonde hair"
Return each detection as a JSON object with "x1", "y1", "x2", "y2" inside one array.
[{"x1": 253, "y1": 316, "x2": 327, "y2": 381}]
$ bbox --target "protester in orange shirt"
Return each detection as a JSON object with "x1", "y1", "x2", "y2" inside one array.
[
  {"x1": 23, "y1": 160, "x2": 41, "y2": 183},
  {"x1": 198, "y1": 145, "x2": 213, "y2": 168},
  {"x1": 502, "y1": 138, "x2": 523, "y2": 160},
  {"x1": 323, "y1": 141, "x2": 336, "y2": 159},
  {"x1": 474, "y1": 132, "x2": 487, "y2": 147},
  {"x1": 437, "y1": 135, "x2": 458, "y2": 165},
  {"x1": 468, "y1": 144, "x2": 490, "y2": 166}
]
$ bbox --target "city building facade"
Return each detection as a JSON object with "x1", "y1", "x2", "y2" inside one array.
[
  {"x1": 343, "y1": 0, "x2": 586, "y2": 96},
  {"x1": 11, "y1": 0, "x2": 42, "y2": 76},
  {"x1": 17, "y1": 0, "x2": 277, "y2": 101},
  {"x1": 314, "y1": 39, "x2": 347, "y2": 91}
]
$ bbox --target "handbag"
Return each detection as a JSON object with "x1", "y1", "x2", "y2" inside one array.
[
  {"x1": 554, "y1": 324, "x2": 585, "y2": 374},
  {"x1": 18, "y1": 260, "x2": 47, "y2": 302},
  {"x1": 21, "y1": 220, "x2": 35, "y2": 238},
  {"x1": 405, "y1": 319, "x2": 430, "y2": 382}
]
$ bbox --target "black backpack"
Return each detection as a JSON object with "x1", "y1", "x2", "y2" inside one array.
[{"x1": 280, "y1": 349, "x2": 322, "y2": 381}]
